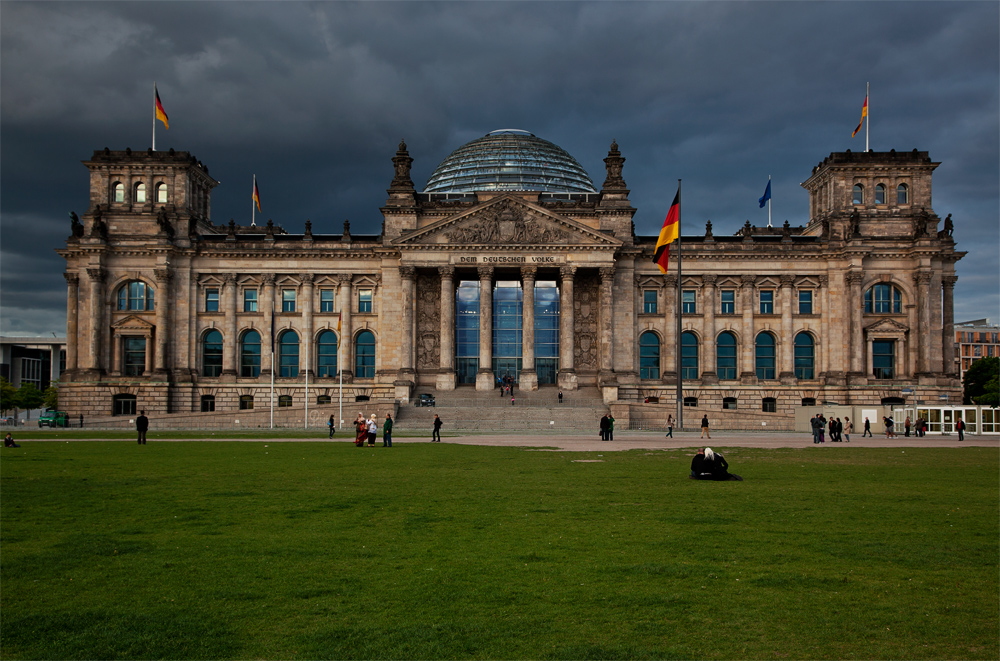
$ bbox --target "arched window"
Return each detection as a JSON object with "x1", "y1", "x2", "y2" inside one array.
[
  {"x1": 316, "y1": 395, "x2": 331, "y2": 405},
  {"x1": 316, "y1": 330, "x2": 338, "y2": 377},
  {"x1": 864, "y1": 284, "x2": 902, "y2": 314},
  {"x1": 117, "y1": 280, "x2": 154, "y2": 311},
  {"x1": 681, "y1": 331, "x2": 699, "y2": 380},
  {"x1": 156, "y1": 182, "x2": 167, "y2": 204},
  {"x1": 278, "y1": 330, "x2": 299, "y2": 377},
  {"x1": 113, "y1": 182, "x2": 124, "y2": 203},
  {"x1": 355, "y1": 330, "x2": 375, "y2": 378},
  {"x1": 716, "y1": 331, "x2": 737, "y2": 380},
  {"x1": 852, "y1": 184, "x2": 864, "y2": 205},
  {"x1": 755, "y1": 332, "x2": 776, "y2": 380},
  {"x1": 239, "y1": 395, "x2": 254, "y2": 410},
  {"x1": 113, "y1": 394, "x2": 137, "y2": 416},
  {"x1": 134, "y1": 182, "x2": 146, "y2": 204},
  {"x1": 200, "y1": 395, "x2": 215, "y2": 412},
  {"x1": 794, "y1": 332, "x2": 815, "y2": 380},
  {"x1": 202, "y1": 330, "x2": 223, "y2": 377},
  {"x1": 875, "y1": 183, "x2": 886, "y2": 205},
  {"x1": 240, "y1": 330, "x2": 261, "y2": 378},
  {"x1": 278, "y1": 395, "x2": 293, "y2": 408},
  {"x1": 897, "y1": 183, "x2": 908, "y2": 205},
  {"x1": 639, "y1": 331, "x2": 660, "y2": 380}
]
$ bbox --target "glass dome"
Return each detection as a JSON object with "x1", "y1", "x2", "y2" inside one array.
[{"x1": 423, "y1": 129, "x2": 597, "y2": 194}]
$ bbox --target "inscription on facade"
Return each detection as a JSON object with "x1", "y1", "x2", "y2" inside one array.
[{"x1": 455, "y1": 255, "x2": 565, "y2": 265}]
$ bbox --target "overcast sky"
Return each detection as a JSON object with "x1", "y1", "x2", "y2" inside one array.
[{"x1": 2, "y1": 1, "x2": 997, "y2": 337}]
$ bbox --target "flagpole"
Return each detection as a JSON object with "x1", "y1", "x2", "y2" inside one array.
[
  {"x1": 767, "y1": 175, "x2": 772, "y2": 227},
  {"x1": 152, "y1": 83, "x2": 157, "y2": 152},
  {"x1": 270, "y1": 298, "x2": 275, "y2": 429},
  {"x1": 252, "y1": 175, "x2": 257, "y2": 227},
  {"x1": 675, "y1": 179, "x2": 683, "y2": 431},
  {"x1": 304, "y1": 333, "x2": 309, "y2": 430},
  {"x1": 338, "y1": 313, "x2": 343, "y2": 431},
  {"x1": 865, "y1": 81, "x2": 870, "y2": 152}
]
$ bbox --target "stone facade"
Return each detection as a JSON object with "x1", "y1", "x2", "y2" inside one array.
[{"x1": 57, "y1": 140, "x2": 965, "y2": 417}]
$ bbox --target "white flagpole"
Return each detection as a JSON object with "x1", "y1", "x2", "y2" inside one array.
[
  {"x1": 675, "y1": 179, "x2": 683, "y2": 431},
  {"x1": 767, "y1": 175, "x2": 772, "y2": 227},
  {"x1": 865, "y1": 81, "x2": 870, "y2": 152},
  {"x1": 270, "y1": 298, "x2": 275, "y2": 429},
  {"x1": 304, "y1": 331, "x2": 309, "y2": 430},
  {"x1": 338, "y1": 314, "x2": 343, "y2": 431},
  {"x1": 152, "y1": 83, "x2": 157, "y2": 152},
  {"x1": 252, "y1": 175, "x2": 257, "y2": 227}
]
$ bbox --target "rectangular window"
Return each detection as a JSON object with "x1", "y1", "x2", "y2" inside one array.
[
  {"x1": 243, "y1": 289, "x2": 258, "y2": 312},
  {"x1": 759, "y1": 290, "x2": 774, "y2": 314},
  {"x1": 798, "y1": 290, "x2": 813, "y2": 314},
  {"x1": 720, "y1": 290, "x2": 735, "y2": 314},
  {"x1": 682, "y1": 290, "x2": 696, "y2": 314},
  {"x1": 205, "y1": 288, "x2": 219, "y2": 312},
  {"x1": 20, "y1": 357, "x2": 42, "y2": 388},
  {"x1": 282, "y1": 289, "x2": 296, "y2": 312},
  {"x1": 358, "y1": 289, "x2": 373, "y2": 313},
  {"x1": 123, "y1": 337, "x2": 146, "y2": 377},
  {"x1": 643, "y1": 290, "x2": 657, "y2": 314},
  {"x1": 320, "y1": 289, "x2": 335, "y2": 313},
  {"x1": 872, "y1": 339, "x2": 895, "y2": 379}
]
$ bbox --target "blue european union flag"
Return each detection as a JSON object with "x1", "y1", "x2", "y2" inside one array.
[{"x1": 759, "y1": 180, "x2": 771, "y2": 208}]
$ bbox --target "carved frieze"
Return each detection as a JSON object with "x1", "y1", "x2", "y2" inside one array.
[
  {"x1": 445, "y1": 199, "x2": 569, "y2": 244},
  {"x1": 574, "y1": 271, "x2": 599, "y2": 369}
]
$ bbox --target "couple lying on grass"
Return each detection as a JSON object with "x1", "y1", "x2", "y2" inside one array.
[{"x1": 690, "y1": 447, "x2": 743, "y2": 481}]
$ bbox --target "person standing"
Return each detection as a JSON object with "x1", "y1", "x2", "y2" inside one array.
[
  {"x1": 511, "y1": 395, "x2": 515, "y2": 406},
  {"x1": 828, "y1": 417, "x2": 837, "y2": 442},
  {"x1": 607, "y1": 413, "x2": 615, "y2": 441},
  {"x1": 599, "y1": 414, "x2": 609, "y2": 441},
  {"x1": 383, "y1": 413, "x2": 393, "y2": 447},
  {"x1": 367, "y1": 415, "x2": 378, "y2": 446},
  {"x1": 328, "y1": 414, "x2": 336, "y2": 439},
  {"x1": 354, "y1": 413, "x2": 367, "y2": 446},
  {"x1": 700, "y1": 414, "x2": 710, "y2": 439},
  {"x1": 665, "y1": 414, "x2": 674, "y2": 438},
  {"x1": 79, "y1": 414, "x2": 84, "y2": 428},
  {"x1": 136, "y1": 410, "x2": 149, "y2": 445},
  {"x1": 558, "y1": 390, "x2": 563, "y2": 404},
  {"x1": 904, "y1": 416, "x2": 911, "y2": 437},
  {"x1": 432, "y1": 414, "x2": 442, "y2": 442},
  {"x1": 844, "y1": 417, "x2": 853, "y2": 442},
  {"x1": 957, "y1": 417, "x2": 965, "y2": 441},
  {"x1": 863, "y1": 417, "x2": 872, "y2": 437}
]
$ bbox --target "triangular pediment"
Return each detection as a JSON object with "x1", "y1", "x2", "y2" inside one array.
[
  {"x1": 392, "y1": 195, "x2": 621, "y2": 248},
  {"x1": 864, "y1": 318, "x2": 909, "y2": 333},
  {"x1": 112, "y1": 315, "x2": 155, "y2": 331}
]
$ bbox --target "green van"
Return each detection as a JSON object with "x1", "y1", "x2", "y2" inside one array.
[{"x1": 38, "y1": 410, "x2": 69, "y2": 428}]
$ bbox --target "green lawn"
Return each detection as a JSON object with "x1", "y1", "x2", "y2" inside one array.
[{"x1": 1, "y1": 442, "x2": 997, "y2": 660}]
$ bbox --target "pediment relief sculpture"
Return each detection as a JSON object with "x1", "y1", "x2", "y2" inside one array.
[
  {"x1": 864, "y1": 318, "x2": 909, "y2": 334},
  {"x1": 445, "y1": 199, "x2": 570, "y2": 245},
  {"x1": 112, "y1": 314, "x2": 155, "y2": 331}
]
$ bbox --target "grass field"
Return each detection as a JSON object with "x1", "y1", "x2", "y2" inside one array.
[{"x1": 1, "y1": 441, "x2": 997, "y2": 660}]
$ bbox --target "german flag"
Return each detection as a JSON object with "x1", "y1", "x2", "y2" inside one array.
[
  {"x1": 253, "y1": 176, "x2": 261, "y2": 211},
  {"x1": 852, "y1": 94, "x2": 867, "y2": 138},
  {"x1": 654, "y1": 188, "x2": 680, "y2": 274},
  {"x1": 155, "y1": 86, "x2": 169, "y2": 129}
]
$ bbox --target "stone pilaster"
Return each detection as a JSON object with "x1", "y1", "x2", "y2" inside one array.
[
  {"x1": 598, "y1": 266, "x2": 616, "y2": 386},
  {"x1": 663, "y1": 274, "x2": 677, "y2": 378},
  {"x1": 520, "y1": 266, "x2": 538, "y2": 391},
  {"x1": 476, "y1": 266, "x2": 494, "y2": 390},
  {"x1": 914, "y1": 271, "x2": 932, "y2": 376},
  {"x1": 261, "y1": 273, "x2": 275, "y2": 376},
  {"x1": 558, "y1": 265, "x2": 577, "y2": 390},
  {"x1": 701, "y1": 274, "x2": 718, "y2": 383},
  {"x1": 398, "y1": 266, "x2": 416, "y2": 379},
  {"x1": 779, "y1": 274, "x2": 795, "y2": 383},
  {"x1": 64, "y1": 273, "x2": 79, "y2": 374},
  {"x1": 85, "y1": 267, "x2": 105, "y2": 373},
  {"x1": 301, "y1": 273, "x2": 314, "y2": 378},
  {"x1": 942, "y1": 275, "x2": 958, "y2": 376},
  {"x1": 338, "y1": 274, "x2": 353, "y2": 380},
  {"x1": 845, "y1": 272, "x2": 864, "y2": 381},
  {"x1": 437, "y1": 266, "x2": 456, "y2": 391},
  {"x1": 222, "y1": 274, "x2": 237, "y2": 379},
  {"x1": 740, "y1": 274, "x2": 756, "y2": 382}
]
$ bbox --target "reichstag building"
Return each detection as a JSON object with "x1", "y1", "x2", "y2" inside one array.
[{"x1": 57, "y1": 129, "x2": 964, "y2": 416}]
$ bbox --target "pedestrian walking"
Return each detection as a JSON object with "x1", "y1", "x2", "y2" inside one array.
[
  {"x1": 665, "y1": 414, "x2": 674, "y2": 438},
  {"x1": 700, "y1": 414, "x2": 710, "y2": 439},
  {"x1": 432, "y1": 414, "x2": 442, "y2": 442},
  {"x1": 844, "y1": 417, "x2": 852, "y2": 442},
  {"x1": 957, "y1": 417, "x2": 965, "y2": 441},
  {"x1": 511, "y1": 395, "x2": 515, "y2": 406},
  {"x1": 135, "y1": 410, "x2": 149, "y2": 444},
  {"x1": 383, "y1": 413, "x2": 393, "y2": 447},
  {"x1": 863, "y1": 417, "x2": 872, "y2": 437},
  {"x1": 328, "y1": 414, "x2": 335, "y2": 439}
]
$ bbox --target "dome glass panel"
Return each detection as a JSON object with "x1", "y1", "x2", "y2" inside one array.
[{"x1": 423, "y1": 129, "x2": 597, "y2": 194}]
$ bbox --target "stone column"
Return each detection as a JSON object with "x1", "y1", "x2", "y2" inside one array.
[
  {"x1": 301, "y1": 273, "x2": 314, "y2": 378},
  {"x1": 942, "y1": 275, "x2": 958, "y2": 377},
  {"x1": 143, "y1": 329, "x2": 154, "y2": 375},
  {"x1": 64, "y1": 273, "x2": 79, "y2": 373},
  {"x1": 779, "y1": 274, "x2": 795, "y2": 383},
  {"x1": 598, "y1": 266, "x2": 616, "y2": 384},
  {"x1": 338, "y1": 274, "x2": 353, "y2": 379},
  {"x1": 222, "y1": 274, "x2": 237, "y2": 379},
  {"x1": 437, "y1": 266, "x2": 456, "y2": 391},
  {"x1": 520, "y1": 266, "x2": 538, "y2": 391},
  {"x1": 475, "y1": 266, "x2": 494, "y2": 391},
  {"x1": 701, "y1": 274, "x2": 718, "y2": 383},
  {"x1": 398, "y1": 266, "x2": 416, "y2": 378},
  {"x1": 914, "y1": 271, "x2": 932, "y2": 376},
  {"x1": 663, "y1": 274, "x2": 677, "y2": 378},
  {"x1": 846, "y1": 272, "x2": 864, "y2": 378},
  {"x1": 558, "y1": 266, "x2": 578, "y2": 390},
  {"x1": 740, "y1": 274, "x2": 756, "y2": 382},
  {"x1": 153, "y1": 269, "x2": 171, "y2": 375},
  {"x1": 85, "y1": 267, "x2": 105, "y2": 373},
  {"x1": 262, "y1": 273, "x2": 275, "y2": 376}
]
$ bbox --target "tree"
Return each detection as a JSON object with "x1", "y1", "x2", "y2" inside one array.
[
  {"x1": 44, "y1": 382, "x2": 59, "y2": 410},
  {"x1": 963, "y1": 357, "x2": 1000, "y2": 406},
  {"x1": 0, "y1": 377, "x2": 16, "y2": 415},
  {"x1": 15, "y1": 383, "x2": 45, "y2": 417}
]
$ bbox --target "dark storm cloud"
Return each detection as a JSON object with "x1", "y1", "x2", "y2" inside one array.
[{"x1": 2, "y1": 1, "x2": 997, "y2": 334}]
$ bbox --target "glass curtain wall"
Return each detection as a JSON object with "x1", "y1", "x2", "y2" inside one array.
[
  {"x1": 534, "y1": 281, "x2": 559, "y2": 384},
  {"x1": 456, "y1": 281, "x2": 480, "y2": 384},
  {"x1": 493, "y1": 281, "x2": 523, "y2": 381}
]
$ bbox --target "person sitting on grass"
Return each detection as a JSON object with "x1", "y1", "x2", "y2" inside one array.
[
  {"x1": 4, "y1": 432, "x2": 20, "y2": 448},
  {"x1": 704, "y1": 447, "x2": 743, "y2": 481},
  {"x1": 690, "y1": 448, "x2": 713, "y2": 480}
]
